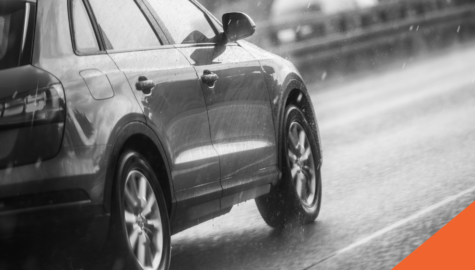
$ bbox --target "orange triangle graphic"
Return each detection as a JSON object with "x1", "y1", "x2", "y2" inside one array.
[{"x1": 394, "y1": 202, "x2": 475, "y2": 269}]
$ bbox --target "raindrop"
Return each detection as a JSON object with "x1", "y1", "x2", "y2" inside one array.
[
  {"x1": 416, "y1": 25, "x2": 420, "y2": 31},
  {"x1": 6, "y1": 163, "x2": 13, "y2": 175},
  {"x1": 12, "y1": 91, "x2": 17, "y2": 99},
  {"x1": 297, "y1": 93, "x2": 303, "y2": 103},
  {"x1": 35, "y1": 158, "x2": 42, "y2": 169},
  {"x1": 402, "y1": 63, "x2": 406, "y2": 69},
  {"x1": 321, "y1": 71, "x2": 327, "y2": 80},
  {"x1": 409, "y1": 25, "x2": 413, "y2": 31},
  {"x1": 457, "y1": 26, "x2": 461, "y2": 33},
  {"x1": 307, "y1": 3, "x2": 311, "y2": 9}
]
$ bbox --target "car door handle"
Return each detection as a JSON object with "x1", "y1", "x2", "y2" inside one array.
[
  {"x1": 201, "y1": 70, "x2": 219, "y2": 88},
  {"x1": 135, "y1": 76, "x2": 155, "y2": 96}
]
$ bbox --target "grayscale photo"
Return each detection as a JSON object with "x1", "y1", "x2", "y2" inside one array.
[{"x1": 1, "y1": 0, "x2": 474, "y2": 269}]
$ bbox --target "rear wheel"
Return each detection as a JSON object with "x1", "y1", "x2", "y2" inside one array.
[
  {"x1": 111, "y1": 151, "x2": 171, "y2": 270},
  {"x1": 256, "y1": 104, "x2": 322, "y2": 228}
]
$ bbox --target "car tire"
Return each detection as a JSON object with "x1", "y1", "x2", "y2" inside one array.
[
  {"x1": 256, "y1": 104, "x2": 322, "y2": 228},
  {"x1": 108, "y1": 151, "x2": 171, "y2": 270}
]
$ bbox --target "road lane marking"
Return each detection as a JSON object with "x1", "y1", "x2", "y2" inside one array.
[{"x1": 304, "y1": 185, "x2": 475, "y2": 269}]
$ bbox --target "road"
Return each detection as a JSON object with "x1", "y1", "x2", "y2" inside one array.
[{"x1": 169, "y1": 44, "x2": 475, "y2": 270}]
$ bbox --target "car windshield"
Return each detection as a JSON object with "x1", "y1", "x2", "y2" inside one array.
[{"x1": 0, "y1": 2, "x2": 28, "y2": 71}]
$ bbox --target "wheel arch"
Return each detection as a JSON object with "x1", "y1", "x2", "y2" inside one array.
[
  {"x1": 277, "y1": 78, "x2": 322, "y2": 183},
  {"x1": 103, "y1": 121, "x2": 175, "y2": 219}
]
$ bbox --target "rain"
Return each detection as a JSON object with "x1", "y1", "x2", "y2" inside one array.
[{"x1": 1, "y1": 0, "x2": 475, "y2": 269}]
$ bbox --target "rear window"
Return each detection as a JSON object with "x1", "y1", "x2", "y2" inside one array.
[{"x1": 0, "y1": 1, "x2": 35, "y2": 71}]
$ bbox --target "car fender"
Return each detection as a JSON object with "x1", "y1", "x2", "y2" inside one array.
[
  {"x1": 239, "y1": 40, "x2": 321, "y2": 180},
  {"x1": 102, "y1": 120, "x2": 176, "y2": 219}
]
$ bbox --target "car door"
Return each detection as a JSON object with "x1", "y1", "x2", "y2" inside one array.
[
  {"x1": 146, "y1": 0, "x2": 279, "y2": 205},
  {"x1": 88, "y1": 0, "x2": 222, "y2": 230}
]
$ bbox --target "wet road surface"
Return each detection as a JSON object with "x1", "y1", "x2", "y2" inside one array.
[{"x1": 169, "y1": 44, "x2": 475, "y2": 270}]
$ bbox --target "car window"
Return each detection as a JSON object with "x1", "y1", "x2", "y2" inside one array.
[
  {"x1": 71, "y1": 0, "x2": 100, "y2": 53},
  {"x1": 148, "y1": 0, "x2": 218, "y2": 44},
  {"x1": 89, "y1": 0, "x2": 161, "y2": 50},
  {"x1": 0, "y1": 3, "x2": 27, "y2": 70}
]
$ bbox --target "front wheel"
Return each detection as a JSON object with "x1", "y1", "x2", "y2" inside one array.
[
  {"x1": 256, "y1": 104, "x2": 322, "y2": 228},
  {"x1": 111, "y1": 151, "x2": 171, "y2": 270}
]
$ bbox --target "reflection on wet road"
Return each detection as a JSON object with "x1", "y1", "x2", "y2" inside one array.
[{"x1": 169, "y1": 44, "x2": 475, "y2": 270}]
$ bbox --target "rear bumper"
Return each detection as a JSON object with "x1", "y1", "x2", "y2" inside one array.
[
  {"x1": 0, "y1": 200, "x2": 108, "y2": 239},
  {"x1": 0, "y1": 145, "x2": 112, "y2": 255},
  {"x1": 0, "y1": 145, "x2": 111, "y2": 206}
]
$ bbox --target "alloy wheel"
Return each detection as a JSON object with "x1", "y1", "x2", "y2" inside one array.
[
  {"x1": 124, "y1": 170, "x2": 163, "y2": 270},
  {"x1": 287, "y1": 122, "x2": 317, "y2": 207}
]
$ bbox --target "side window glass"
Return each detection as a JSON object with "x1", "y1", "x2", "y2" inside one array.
[
  {"x1": 72, "y1": 0, "x2": 100, "y2": 53},
  {"x1": 89, "y1": 0, "x2": 161, "y2": 50},
  {"x1": 148, "y1": 0, "x2": 218, "y2": 44}
]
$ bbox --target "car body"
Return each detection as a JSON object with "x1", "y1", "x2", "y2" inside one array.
[{"x1": 0, "y1": 0, "x2": 322, "y2": 268}]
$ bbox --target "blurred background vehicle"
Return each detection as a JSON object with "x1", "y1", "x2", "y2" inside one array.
[
  {"x1": 272, "y1": 0, "x2": 379, "y2": 18},
  {"x1": 202, "y1": 0, "x2": 475, "y2": 82},
  {"x1": 271, "y1": 0, "x2": 379, "y2": 43}
]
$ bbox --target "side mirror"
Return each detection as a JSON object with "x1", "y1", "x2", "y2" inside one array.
[{"x1": 222, "y1": 12, "x2": 256, "y2": 42}]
